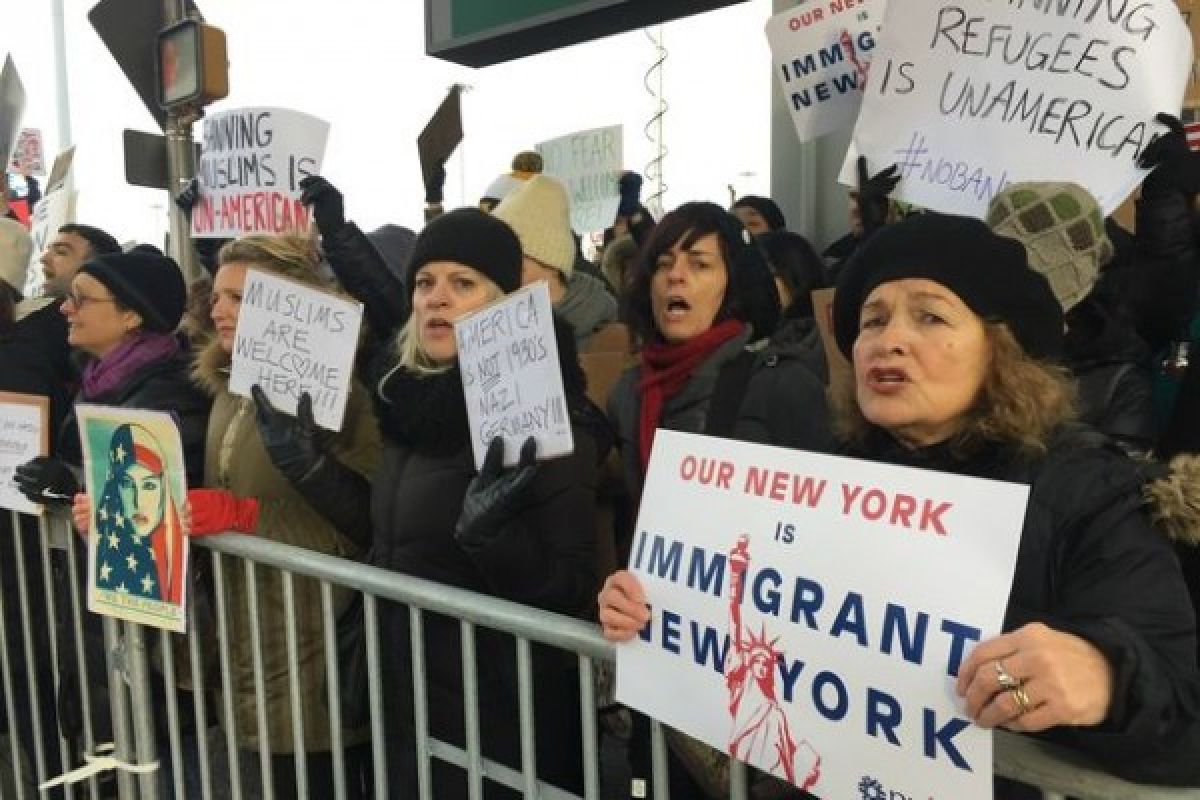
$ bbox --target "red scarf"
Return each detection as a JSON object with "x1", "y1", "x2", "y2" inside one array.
[{"x1": 637, "y1": 319, "x2": 745, "y2": 473}]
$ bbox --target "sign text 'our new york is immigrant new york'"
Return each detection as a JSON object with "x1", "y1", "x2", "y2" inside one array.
[{"x1": 617, "y1": 431, "x2": 1029, "y2": 799}]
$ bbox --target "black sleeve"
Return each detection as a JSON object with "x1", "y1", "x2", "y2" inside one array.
[{"x1": 322, "y1": 221, "x2": 410, "y2": 343}]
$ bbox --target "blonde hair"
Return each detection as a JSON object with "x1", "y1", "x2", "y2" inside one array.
[
  {"x1": 217, "y1": 234, "x2": 326, "y2": 287},
  {"x1": 390, "y1": 276, "x2": 505, "y2": 376},
  {"x1": 831, "y1": 323, "x2": 1077, "y2": 458}
]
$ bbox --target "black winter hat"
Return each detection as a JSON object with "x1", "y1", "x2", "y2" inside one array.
[
  {"x1": 833, "y1": 212, "x2": 1064, "y2": 361},
  {"x1": 80, "y1": 251, "x2": 187, "y2": 333},
  {"x1": 406, "y1": 208, "x2": 522, "y2": 294},
  {"x1": 732, "y1": 195, "x2": 787, "y2": 232}
]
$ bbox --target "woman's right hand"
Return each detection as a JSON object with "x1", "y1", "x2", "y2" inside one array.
[
  {"x1": 598, "y1": 570, "x2": 651, "y2": 642},
  {"x1": 71, "y1": 492, "x2": 91, "y2": 539}
]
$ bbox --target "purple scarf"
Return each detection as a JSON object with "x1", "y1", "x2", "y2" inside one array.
[{"x1": 82, "y1": 331, "x2": 181, "y2": 400}]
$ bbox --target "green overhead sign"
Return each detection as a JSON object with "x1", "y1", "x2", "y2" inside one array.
[{"x1": 427, "y1": 0, "x2": 748, "y2": 67}]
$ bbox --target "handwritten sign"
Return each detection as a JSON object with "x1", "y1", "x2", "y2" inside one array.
[
  {"x1": 229, "y1": 269, "x2": 363, "y2": 432},
  {"x1": 767, "y1": 0, "x2": 888, "y2": 143},
  {"x1": 0, "y1": 392, "x2": 49, "y2": 515},
  {"x1": 78, "y1": 405, "x2": 189, "y2": 633},
  {"x1": 455, "y1": 281, "x2": 574, "y2": 470},
  {"x1": 191, "y1": 107, "x2": 330, "y2": 239},
  {"x1": 841, "y1": 0, "x2": 1193, "y2": 217},
  {"x1": 24, "y1": 188, "x2": 75, "y2": 299},
  {"x1": 618, "y1": 430, "x2": 1028, "y2": 798},
  {"x1": 8, "y1": 128, "x2": 44, "y2": 175},
  {"x1": 536, "y1": 125, "x2": 622, "y2": 233}
]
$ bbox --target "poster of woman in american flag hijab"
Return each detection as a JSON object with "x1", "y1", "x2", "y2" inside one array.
[{"x1": 78, "y1": 405, "x2": 188, "y2": 633}]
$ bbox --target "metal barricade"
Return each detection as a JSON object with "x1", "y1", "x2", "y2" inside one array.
[{"x1": 4, "y1": 512, "x2": 1200, "y2": 799}]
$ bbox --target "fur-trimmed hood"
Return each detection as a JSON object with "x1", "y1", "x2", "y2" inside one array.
[{"x1": 1145, "y1": 454, "x2": 1200, "y2": 546}]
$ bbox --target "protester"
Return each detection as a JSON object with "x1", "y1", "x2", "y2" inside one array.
[
  {"x1": 823, "y1": 157, "x2": 901, "y2": 272},
  {"x1": 604, "y1": 202, "x2": 832, "y2": 798},
  {"x1": 731, "y1": 195, "x2": 787, "y2": 236},
  {"x1": 988, "y1": 182, "x2": 1156, "y2": 455},
  {"x1": 479, "y1": 150, "x2": 543, "y2": 212},
  {"x1": 189, "y1": 234, "x2": 381, "y2": 798},
  {"x1": 492, "y1": 174, "x2": 619, "y2": 349},
  {"x1": 758, "y1": 229, "x2": 830, "y2": 382}
]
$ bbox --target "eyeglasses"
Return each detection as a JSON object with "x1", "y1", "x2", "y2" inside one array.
[{"x1": 65, "y1": 292, "x2": 116, "y2": 309}]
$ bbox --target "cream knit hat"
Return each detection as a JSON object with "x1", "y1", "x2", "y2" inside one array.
[
  {"x1": 0, "y1": 217, "x2": 33, "y2": 294},
  {"x1": 492, "y1": 174, "x2": 576, "y2": 276}
]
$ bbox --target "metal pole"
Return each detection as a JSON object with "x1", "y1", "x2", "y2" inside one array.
[
  {"x1": 50, "y1": 0, "x2": 72, "y2": 153},
  {"x1": 161, "y1": 0, "x2": 201, "y2": 283}
]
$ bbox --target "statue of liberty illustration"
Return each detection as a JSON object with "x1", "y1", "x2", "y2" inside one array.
[{"x1": 726, "y1": 534, "x2": 821, "y2": 790}]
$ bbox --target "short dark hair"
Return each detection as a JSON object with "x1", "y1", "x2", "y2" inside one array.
[
  {"x1": 58, "y1": 224, "x2": 121, "y2": 258},
  {"x1": 758, "y1": 230, "x2": 828, "y2": 318}
]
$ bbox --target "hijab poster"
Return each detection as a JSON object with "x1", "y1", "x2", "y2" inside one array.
[{"x1": 78, "y1": 405, "x2": 188, "y2": 633}]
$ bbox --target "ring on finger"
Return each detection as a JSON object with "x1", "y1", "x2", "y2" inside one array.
[
  {"x1": 994, "y1": 659, "x2": 1020, "y2": 691},
  {"x1": 1010, "y1": 685, "x2": 1033, "y2": 716}
]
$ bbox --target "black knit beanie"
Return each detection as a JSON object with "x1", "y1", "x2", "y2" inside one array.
[
  {"x1": 406, "y1": 208, "x2": 522, "y2": 294},
  {"x1": 833, "y1": 212, "x2": 1064, "y2": 361},
  {"x1": 732, "y1": 195, "x2": 787, "y2": 231},
  {"x1": 80, "y1": 251, "x2": 187, "y2": 332}
]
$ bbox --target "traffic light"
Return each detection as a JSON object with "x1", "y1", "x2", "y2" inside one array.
[{"x1": 157, "y1": 19, "x2": 228, "y2": 110}]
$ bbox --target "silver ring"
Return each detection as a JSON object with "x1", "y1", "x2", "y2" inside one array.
[{"x1": 994, "y1": 659, "x2": 1020, "y2": 691}]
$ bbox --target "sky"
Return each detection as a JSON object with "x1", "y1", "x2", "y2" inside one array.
[{"x1": 2, "y1": 0, "x2": 776, "y2": 247}]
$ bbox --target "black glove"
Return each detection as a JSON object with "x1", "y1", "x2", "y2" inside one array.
[
  {"x1": 424, "y1": 162, "x2": 446, "y2": 205},
  {"x1": 14, "y1": 456, "x2": 79, "y2": 506},
  {"x1": 174, "y1": 177, "x2": 200, "y2": 213},
  {"x1": 455, "y1": 437, "x2": 538, "y2": 550},
  {"x1": 1139, "y1": 113, "x2": 1200, "y2": 198},
  {"x1": 299, "y1": 175, "x2": 347, "y2": 237},
  {"x1": 618, "y1": 171, "x2": 643, "y2": 217},
  {"x1": 855, "y1": 156, "x2": 900, "y2": 237},
  {"x1": 251, "y1": 387, "x2": 332, "y2": 485}
]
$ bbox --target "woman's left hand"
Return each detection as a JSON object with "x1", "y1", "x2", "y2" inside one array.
[{"x1": 956, "y1": 622, "x2": 1113, "y2": 732}]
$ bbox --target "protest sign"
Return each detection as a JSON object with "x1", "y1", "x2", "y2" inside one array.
[
  {"x1": 537, "y1": 125, "x2": 622, "y2": 233},
  {"x1": 9, "y1": 128, "x2": 44, "y2": 175},
  {"x1": 0, "y1": 392, "x2": 49, "y2": 515},
  {"x1": 24, "y1": 188, "x2": 75, "y2": 299},
  {"x1": 191, "y1": 107, "x2": 330, "y2": 238},
  {"x1": 78, "y1": 405, "x2": 188, "y2": 633},
  {"x1": 418, "y1": 85, "x2": 464, "y2": 185},
  {"x1": 766, "y1": 0, "x2": 888, "y2": 143},
  {"x1": 617, "y1": 430, "x2": 1028, "y2": 798},
  {"x1": 455, "y1": 281, "x2": 574, "y2": 470},
  {"x1": 1180, "y1": 0, "x2": 1200, "y2": 106},
  {"x1": 810, "y1": 287, "x2": 849, "y2": 387},
  {"x1": 44, "y1": 146, "x2": 75, "y2": 194},
  {"x1": 0, "y1": 56, "x2": 26, "y2": 168},
  {"x1": 841, "y1": 0, "x2": 1193, "y2": 217},
  {"x1": 228, "y1": 269, "x2": 363, "y2": 432}
]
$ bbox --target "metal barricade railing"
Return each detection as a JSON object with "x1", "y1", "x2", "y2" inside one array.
[{"x1": 4, "y1": 509, "x2": 1200, "y2": 799}]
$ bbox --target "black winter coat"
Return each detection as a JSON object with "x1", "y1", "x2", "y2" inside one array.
[{"x1": 844, "y1": 426, "x2": 1200, "y2": 792}]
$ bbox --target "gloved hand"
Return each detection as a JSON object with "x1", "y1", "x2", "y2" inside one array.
[
  {"x1": 424, "y1": 162, "x2": 446, "y2": 205},
  {"x1": 299, "y1": 175, "x2": 347, "y2": 237},
  {"x1": 252, "y1": 387, "x2": 332, "y2": 485},
  {"x1": 618, "y1": 171, "x2": 643, "y2": 217},
  {"x1": 855, "y1": 156, "x2": 901, "y2": 237},
  {"x1": 1138, "y1": 113, "x2": 1200, "y2": 198},
  {"x1": 186, "y1": 489, "x2": 259, "y2": 536},
  {"x1": 174, "y1": 177, "x2": 200, "y2": 213},
  {"x1": 14, "y1": 457, "x2": 79, "y2": 506},
  {"x1": 455, "y1": 437, "x2": 538, "y2": 550}
]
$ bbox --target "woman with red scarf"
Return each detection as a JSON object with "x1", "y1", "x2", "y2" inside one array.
[{"x1": 601, "y1": 202, "x2": 833, "y2": 798}]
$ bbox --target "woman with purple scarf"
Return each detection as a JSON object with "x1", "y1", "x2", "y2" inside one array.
[{"x1": 14, "y1": 248, "x2": 209, "y2": 775}]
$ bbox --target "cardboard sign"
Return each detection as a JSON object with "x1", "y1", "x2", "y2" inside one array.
[
  {"x1": 767, "y1": 0, "x2": 889, "y2": 143},
  {"x1": 191, "y1": 107, "x2": 330, "y2": 238},
  {"x1": 44, "y1": 146, "x2": 75, "y2": 194},
  {"x1": 455, "y1": 281, "x2": 574, "y2": 470},
  {"x1": 24, "y1": 189, "x2": 75, "y2": 299},
  {"x1": 417, "y1": 85, "x2": 464, "y2": 184},
  {"x1": 810, "y1": 287, "x2": 850, "y2": 387},
  {"x1": 228, "y1": 269, "x2": 364, "y2": 432},
  {"x1": 0, "y1": 56, "x2": 26, "y2": 169},
  {"x1": 8, "y1": 128, "x2": 44, "y2": 175},
  {"x1": 618, "y1": 430, "x2": 1028, "y2": 798},
  {"x1": 1180, "y1": 0, "x2": 1200, "y2": 106},
  {"x1": 537, "y1": 125, "x2": 623, "y2": 233},
  {"x1": 78, "y1": 405, "x2": 189, "y2": 633},
  {"x1": 841, "y1": 0, "x2": 1193, "y2": 217},
  {"x1": 0, "y1": 392, "x2": 49, "y2": 516}
]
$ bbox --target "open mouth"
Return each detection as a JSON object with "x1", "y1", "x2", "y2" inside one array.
[
  {"x1": 866, "y1": 366, "x2": 909, "y2": 390},
  {"x1": 663, "y1": 296, "x2": 692, "y2": 319},
  {"x1": 424, "y1": 318, "x2": 453, "y2": 334}
]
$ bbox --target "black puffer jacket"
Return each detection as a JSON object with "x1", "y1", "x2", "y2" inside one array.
[{"x1": 844, "y1": 426, "x2": 1200, "y2": 791}]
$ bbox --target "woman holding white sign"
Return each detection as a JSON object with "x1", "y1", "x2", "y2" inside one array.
[{"x1": 602, "y1": 212, "x2": 1200, "y2": 792}]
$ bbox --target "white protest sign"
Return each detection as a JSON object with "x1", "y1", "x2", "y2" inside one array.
[
  {"x1": 536, "y1": 125, "x2": 622, "y2": 233},
  {"x1": 0, "y1": 392, "x2": 49, "y2": 515},
  {"x1": 841, "y1": 0, "x2": 1193, "y2": 217},
  {"x1": 24, "y1": 188, "x2": 75, "y2": 299},
  {"x1": 767, "y1": 0, "x2": 888, "y2": 143},
  {"x1": 229, "y1": 269, "x2": 363, "y2": 432},
  {"x1": 455, "y1": 281, "x2": 574, "y2": 470},
  {"x1": 191, "y1": 107, "x2": 330, "y2": 239},
  {"x1": 618, "y1": 430, "x2": 1028, "y2": 798},
  {"x1": 8, "y1": 128, "x2": 44, "y2": 175}
]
